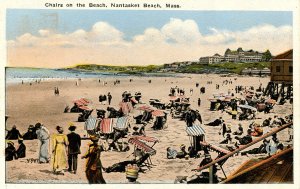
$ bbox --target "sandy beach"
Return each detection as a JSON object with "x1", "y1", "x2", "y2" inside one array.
[{"x1": 5, "y1": 74, "x2": 293, "y2": 183}]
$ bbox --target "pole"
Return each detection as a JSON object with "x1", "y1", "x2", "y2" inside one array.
[{"x1": 209, "y1": 166, "x2": 213, "y2": 183}]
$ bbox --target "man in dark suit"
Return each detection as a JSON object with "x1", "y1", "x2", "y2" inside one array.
[
  {"x1": 16, "y1": 138, "x2": 26, "y2": 158},
  {"x1": 67, "y1": 124, "x2": 81, "y2": 174}
]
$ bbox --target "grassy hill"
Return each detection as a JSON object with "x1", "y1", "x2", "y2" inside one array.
[
  {"x1": 177, "y1": 62, "x2": 270, "y2": 74},
  {"x1": 66, "y1": 62, "x2": 270, "y2": 75},
  {"x1": 67, "y1": 64, "x2": 163, "y2": 74}
]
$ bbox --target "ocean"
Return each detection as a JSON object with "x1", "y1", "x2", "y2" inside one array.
[{"x1": 5, "y1": 67, "x2": 180, "y2": 84}]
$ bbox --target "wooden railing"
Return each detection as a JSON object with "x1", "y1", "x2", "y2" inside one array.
[{"x1": 193, "y1": 122, "x2": 292, "y2": 172}]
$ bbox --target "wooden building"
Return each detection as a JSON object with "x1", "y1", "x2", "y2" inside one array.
[
  {"x1": 271, "y1": 49, "x2": 293, "y2": 83},
  {"x1": 264, "y1": 49, "x2": 293, "y2": 101}
]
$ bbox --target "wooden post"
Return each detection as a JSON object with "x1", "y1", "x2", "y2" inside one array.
[{"x1": 209, "y1": 166, "x2": 213, "y2": 183}]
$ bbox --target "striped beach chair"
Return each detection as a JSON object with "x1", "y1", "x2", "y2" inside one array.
[{"x1": 100, "y1": 118, "x2": 114, "y2": 134}]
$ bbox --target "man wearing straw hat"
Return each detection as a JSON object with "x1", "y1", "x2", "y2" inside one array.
[{"x1": 67, "y1": 123, "x2": 81, "y2": 174}]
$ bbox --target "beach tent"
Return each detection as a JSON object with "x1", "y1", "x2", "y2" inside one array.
[{"x1": 186, "y1": 125, "x2": 206, "y2": 151}]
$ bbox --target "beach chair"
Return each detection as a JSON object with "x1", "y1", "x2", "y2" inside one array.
[{"x1": 128, "y1": 136, "x2": 158, "y2": 170}]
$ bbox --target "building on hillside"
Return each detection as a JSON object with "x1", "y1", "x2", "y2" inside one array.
[
  {"x1": 199, "y1": 53, "x2": 223, "y2": 65},
  {"x1": 224, "y1": 48, "x2": 264, "y2": 63},
  {"x1": 199, "y1": 47, "x2": 267, "y2": 64}
]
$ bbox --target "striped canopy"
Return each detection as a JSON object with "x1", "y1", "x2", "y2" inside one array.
[
  {"x1": 186, "y1": 125, "x2": 206, "y2": 136},
  {"x1": 128, "y1": 138, "x2": 156, "y2": 155},
  {"x1": 73, "y1": 98, "x2": 89, "y2": 106},
  {"x1": 130, "y1": 136, "x2": 159, "y2": 143}
]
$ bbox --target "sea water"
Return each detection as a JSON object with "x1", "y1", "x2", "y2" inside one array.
[
  {"x1": 6, "y1": 67, "x2": 181, "y2": 84},
  {"x1": 5, "y1": 67, "x2": 129, "y2": 84}
]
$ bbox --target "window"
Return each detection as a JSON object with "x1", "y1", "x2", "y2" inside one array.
[
  {"x1": 289, "y1": 66, "x2": 293, "y2": 73},
  {"x1": 276, "y1": 66, "x2": 281, "y2": 72}
]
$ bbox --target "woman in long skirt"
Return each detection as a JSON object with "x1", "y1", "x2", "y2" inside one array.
[
  {"x1": 82, "y1": 135, "x2": 106, "y2": 184},
  {"x1": 36, "y1": 123, "x2": 50, "y2": 163},
  {"x1": 51, "y1": 126, "x2": 68, "y2": 175}
]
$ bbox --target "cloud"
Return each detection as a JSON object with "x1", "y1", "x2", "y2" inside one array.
[
  {"x1": 161, "y1": 18, "x2": 202, "y2": 44},
  {"x1": 7, "y1": 18, "x2": 292, "y2": 68}
]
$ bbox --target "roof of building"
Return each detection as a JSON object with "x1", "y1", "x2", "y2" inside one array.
[
  {"x1": 272, "y1": 49, "x2": 293, "y2": 60},
  {"x1": 222, "y1": 147, "x2": 293, "y2": 184}
]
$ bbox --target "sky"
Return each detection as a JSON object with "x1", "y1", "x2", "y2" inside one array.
[{"x1": 6, "y1": 10, "x2": 293, "y2": 68}]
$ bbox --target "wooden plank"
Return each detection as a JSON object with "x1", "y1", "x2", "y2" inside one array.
[
  {"x1": 282, "y1": 164, "x2": 293, "y2": 183},
  {"x1": 221, "y1": 147, "x2": 293, "y2": 183},
  {"x1": 194, "y1": 122, "x2": 292, "y2": 173},
  {"x1": 272, "y1": 159, "x2": 293, "y2": 183},
  {"x1": 230, "y1": 159, "x2": 259, "y2": 176},
  {"x1": 200, "y1": 141, "x2": 231, "y2": 154},
  {"x1": 258, "y1": 164, "x2": 279, "y2": 183}
]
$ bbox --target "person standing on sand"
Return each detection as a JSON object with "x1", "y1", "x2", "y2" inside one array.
[
  {"x1": 67, "y1": 124, "x2": 81, "y2": 174},
  {"x1": 36, "y1": 123, "x2": 50, "y2": 163},
  {"x1": 107, "y1": 92, "x2": 112, "y2": 105},
  {"x1": 198, "y1": 98, "x2": 201, "y2": 107},
  {"x1": 51, "y1": 126, "x2": 68, "y2": 175},
  {"x1": 82, "y1": 135, "x2": 106, "y2": 184},
  {"x1": 16, "y1": 138, "x2": 26, "y2": 158}
]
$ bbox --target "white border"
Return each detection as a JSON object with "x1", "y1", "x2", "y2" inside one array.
[{"x1": 0, "y1": 1, "x2": 299, "y2": 189}]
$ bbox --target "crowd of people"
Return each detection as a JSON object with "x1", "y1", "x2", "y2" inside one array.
[{"x1": 6, "y1": 76, "x2": 293, "y2": 184}]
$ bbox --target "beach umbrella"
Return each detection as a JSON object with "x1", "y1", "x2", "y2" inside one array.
[
  {"x1": 151, "y1": 110, "x2": 165, "y2": 117},
  {"x1": 238, "y1": 104, "x2": 257, "y2": 111}
]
